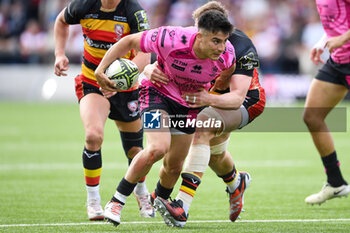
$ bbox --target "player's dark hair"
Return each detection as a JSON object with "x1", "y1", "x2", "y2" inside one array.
[{"x1": 197, "y1": 10, "x2": 233, "y2": 35}]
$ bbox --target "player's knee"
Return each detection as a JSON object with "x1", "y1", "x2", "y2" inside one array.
[
  {"x1": 193, "y1": 130, "x2": 214, "y2": 143},
  {"x1": 126, "y1": 146, "x2": 142, "y2": 159},
  {"x1": 146, "y1": 143, "x2": 169, "y2": 162},
  {"x1": 164, "y1": 162, "x2": 183, "y2": 177},
  {"x1": 85, "y1": 127, "x2": 104, "y2": 148},
  {"x1": 303, "y1": 110, "x2": 324, "y2": 129},
  {"x1": 120, "y1": 130, "x2": 143, "y2": 157}
]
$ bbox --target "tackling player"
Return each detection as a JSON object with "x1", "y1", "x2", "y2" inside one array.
[
  {"x1": 95, "y1": 9, "x2": 235, "y2": 226},
  {"x1": 54, "y1": 0, "x2": 155, "y2": 220}
]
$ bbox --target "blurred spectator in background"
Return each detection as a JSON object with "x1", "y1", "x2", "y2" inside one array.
[
  {"x1": 19, "y1": 19, "x2": 48, "y2": 63},
  {"x1": 0, "y1": 0, "x2": 27, "y2": 63},
  {"x1": 299, "y1": 9, "x2": 328, "y2": 76},
  {"x1": 166, "y1": 0, "x2": 205, "y2": 26},
  {"x1": 0, "y1": 0, "x2": 323, "y2": 77}
]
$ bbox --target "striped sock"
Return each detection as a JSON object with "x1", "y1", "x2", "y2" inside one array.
[
  {"x1": 176, "y1": 172, "x2": 201, "y2": 213},
  {"x1": 82, "y1": 147, "x2": 102, "y2": 187},
  {"x1": 219, "y1": 168, "x2": 239, "y2": 193}
]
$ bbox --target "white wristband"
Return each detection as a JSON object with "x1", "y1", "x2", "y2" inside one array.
[{"x1": 313, "y1": 33, "x2": 327, "y2": 50}]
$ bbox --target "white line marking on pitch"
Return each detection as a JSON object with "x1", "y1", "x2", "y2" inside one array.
[{"x1": 1, "y1": 219, "x2": 350, "y2": 227}]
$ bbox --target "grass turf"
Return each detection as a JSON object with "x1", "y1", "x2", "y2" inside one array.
[{"x1": 0, "y1": 101, "x2": 349, "y2": 232}]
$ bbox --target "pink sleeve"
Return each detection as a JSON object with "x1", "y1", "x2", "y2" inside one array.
[
  {"x1": 225, "y1": 41, "x2": 236, "y2": 68},
  {"x1": 140, "y1": 28, "x2": 159, "y2": 53},
  {"x1": 140, "y1": 26, "x2": 175, "y2": 61}
]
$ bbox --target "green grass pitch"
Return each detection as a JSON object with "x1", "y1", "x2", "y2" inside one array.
[{"x1": 0, "y1": 101, "x2": 350, "y2": 232}]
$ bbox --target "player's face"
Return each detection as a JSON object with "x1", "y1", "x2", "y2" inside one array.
[{"x1": 198, "y1": 30, "x2": 229, "y2": 60}]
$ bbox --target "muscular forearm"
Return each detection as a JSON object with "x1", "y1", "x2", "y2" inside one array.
[
  {"x1": 208, "y1": 73, "x2": 251, "y2": 110},
  {"x1": 208, "y1": 91, "x2": 245, "y2": 110},
  {"x1": 340, "y1": 29, "x2": 350, "y2": 44},
  {"x1": 54, "y1": 11, "x2": 69, "y2": 57},
  {"x1": 132, "y1": 52, "x2": 151, "y2": 73}
]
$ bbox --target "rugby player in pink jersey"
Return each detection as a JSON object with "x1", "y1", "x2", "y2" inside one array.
[
  {"x1": 303, "y1": 0, "x2": 350, "y2": 205},
  {"x1": 144, "y1": 1, "x2": 265, "y2": 227},
  {"x1": 95, "y1": 9, "x2": 235, "y2": 226}
]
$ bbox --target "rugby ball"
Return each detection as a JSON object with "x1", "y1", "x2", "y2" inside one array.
[{"x1": 105, "y1": 58, "x2": 139, "y2": 91}]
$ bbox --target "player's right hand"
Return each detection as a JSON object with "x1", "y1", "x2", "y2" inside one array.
[
  {"x1": 99, "y1": 87, "x2": 117, "y2": 98},
  {"x1": 143, "y1": 62, "x2": 169, "y2": 87},
  {"x1": 54, "y1": 55, "x2": 69, "y2": 76},
  {"x1": 95, "y1": 68, "x2": 119, "y2": 92},
  {"x1": 310, "y1": 47, "x2": 324, "y2": 66}
]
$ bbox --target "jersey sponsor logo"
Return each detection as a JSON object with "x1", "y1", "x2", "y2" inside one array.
[
  {"x1": 181, "y1": 35, "x2": 188, "y2": 44},
  {"x1": 151, "y1": 31, "x2": 158, "y2": 42},
  {"x1": 114, "y1": 24, "x2": 125, "y2": 41},
  {"x1": 191, "y1": 65, "x2": 202, "y2": 74},
  {"x1": 226, "y1": 46, "x2": 234, "y2": 54},
  {"x1": 175, "y1": 51, "x2": 190, "y2": 56},
  {"x1": 134, "y1": 10, "x2": 150, "y2": 31},
  {"x1": 84, "y1": 13, "x2": 99, "y2": 19},
  {"x1": 209, "y1": 66, "x2": 218, "y2": 77},
  {"x1": 171, "y1": 63, "x2": 185, "y2": 71},
  {"x1": 85, "y1": 36, "x2": 113, "y2": 50},
  {"x1": 169, "y1": 30, "x2": 175, "y2": 48},
  {"x1": 160, "y1": 29, "x2": 167, "y2": 47},
  {"x1": 238, "y1": 52, "x2": 260, "y2": 70},
  {"x1": 171, "y1": 59, "x2": 187, "y2": 71},
  {"x1": 113, "y1": 16, "x2": 127, "y2": 22},
  {"x1": 169, "y1": 30, "x2": 175, "y2": 38}
]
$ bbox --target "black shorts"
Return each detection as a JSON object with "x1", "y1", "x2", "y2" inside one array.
[
  {"x1": 139, "y1": 86, "x2": 203, "y2": 134},
  {"x1": 316, "y1": 58, "x2": 350, "y2": 89},
  {"x1": 75, "y1": 75, "x2": 140, "y2": 122}
]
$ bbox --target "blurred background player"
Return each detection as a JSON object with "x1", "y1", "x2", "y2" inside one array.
[
  {"x1": 95, "y1": 9, "x2": 235, "y2": 226},
  {"x1": 303, "y1": 0, "x2": 350, "y2": 205},
  {"x1": 53, "y1": 0, "x2": 155, "y2": 220},
  {"x1": 146, "y1": 1, "x2": 265, "y2": 227}
]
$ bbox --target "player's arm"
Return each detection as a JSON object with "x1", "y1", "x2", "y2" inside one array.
[
  {"x1": 211, "y1": 63, "x2": 236, "y2": 90},
  {"x1": 131, "y1": 51, "x2": 150, "y2": 74},
  {"x1": 54, "y1": 9, "x2": 70, "y2": 76},
  {"x1": 95, "y1": 32, "x2": 144, "y2": 91},
  {"x1": 310, "y1": 33, "x2": 327, "y2": 65},
  {"x1": 183, "y1": 73, "x2": 251, "y2": 109},
  {"x1": 326, "y1": 29, "x2": 350, "y2": 53},
  {"x1": 126, "y1": 5, "x2": 150, "y2": 74},
  {"x1": 218, "y1": 73, "x2": 252, "y2": 109}
]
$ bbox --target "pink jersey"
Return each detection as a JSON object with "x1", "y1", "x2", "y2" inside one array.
[
  {"x1": 316, "y1": 0, "x2": 350, "y2": 63},
  {"x1": 140, "y1": 26, "x2": 235, "y2": 107}
]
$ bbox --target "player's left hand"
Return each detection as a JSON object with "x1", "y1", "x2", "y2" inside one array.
[
  {"x1": 182, "y1": 88, "x2": 211, "y2": 108},
  {"x1": 143, "y1": 62, "x2": 169, "y2": 87},
  {"x1": 326, "y1": 35, "x2": 347, "y2": 54},
  {"x1": 99, "y1": 87, "x2": 117, "y2": 98}
]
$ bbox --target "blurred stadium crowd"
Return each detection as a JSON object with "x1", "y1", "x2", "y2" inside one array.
[{"x1": 0, "y1": 0, "x2": 324, "y2": 76}]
